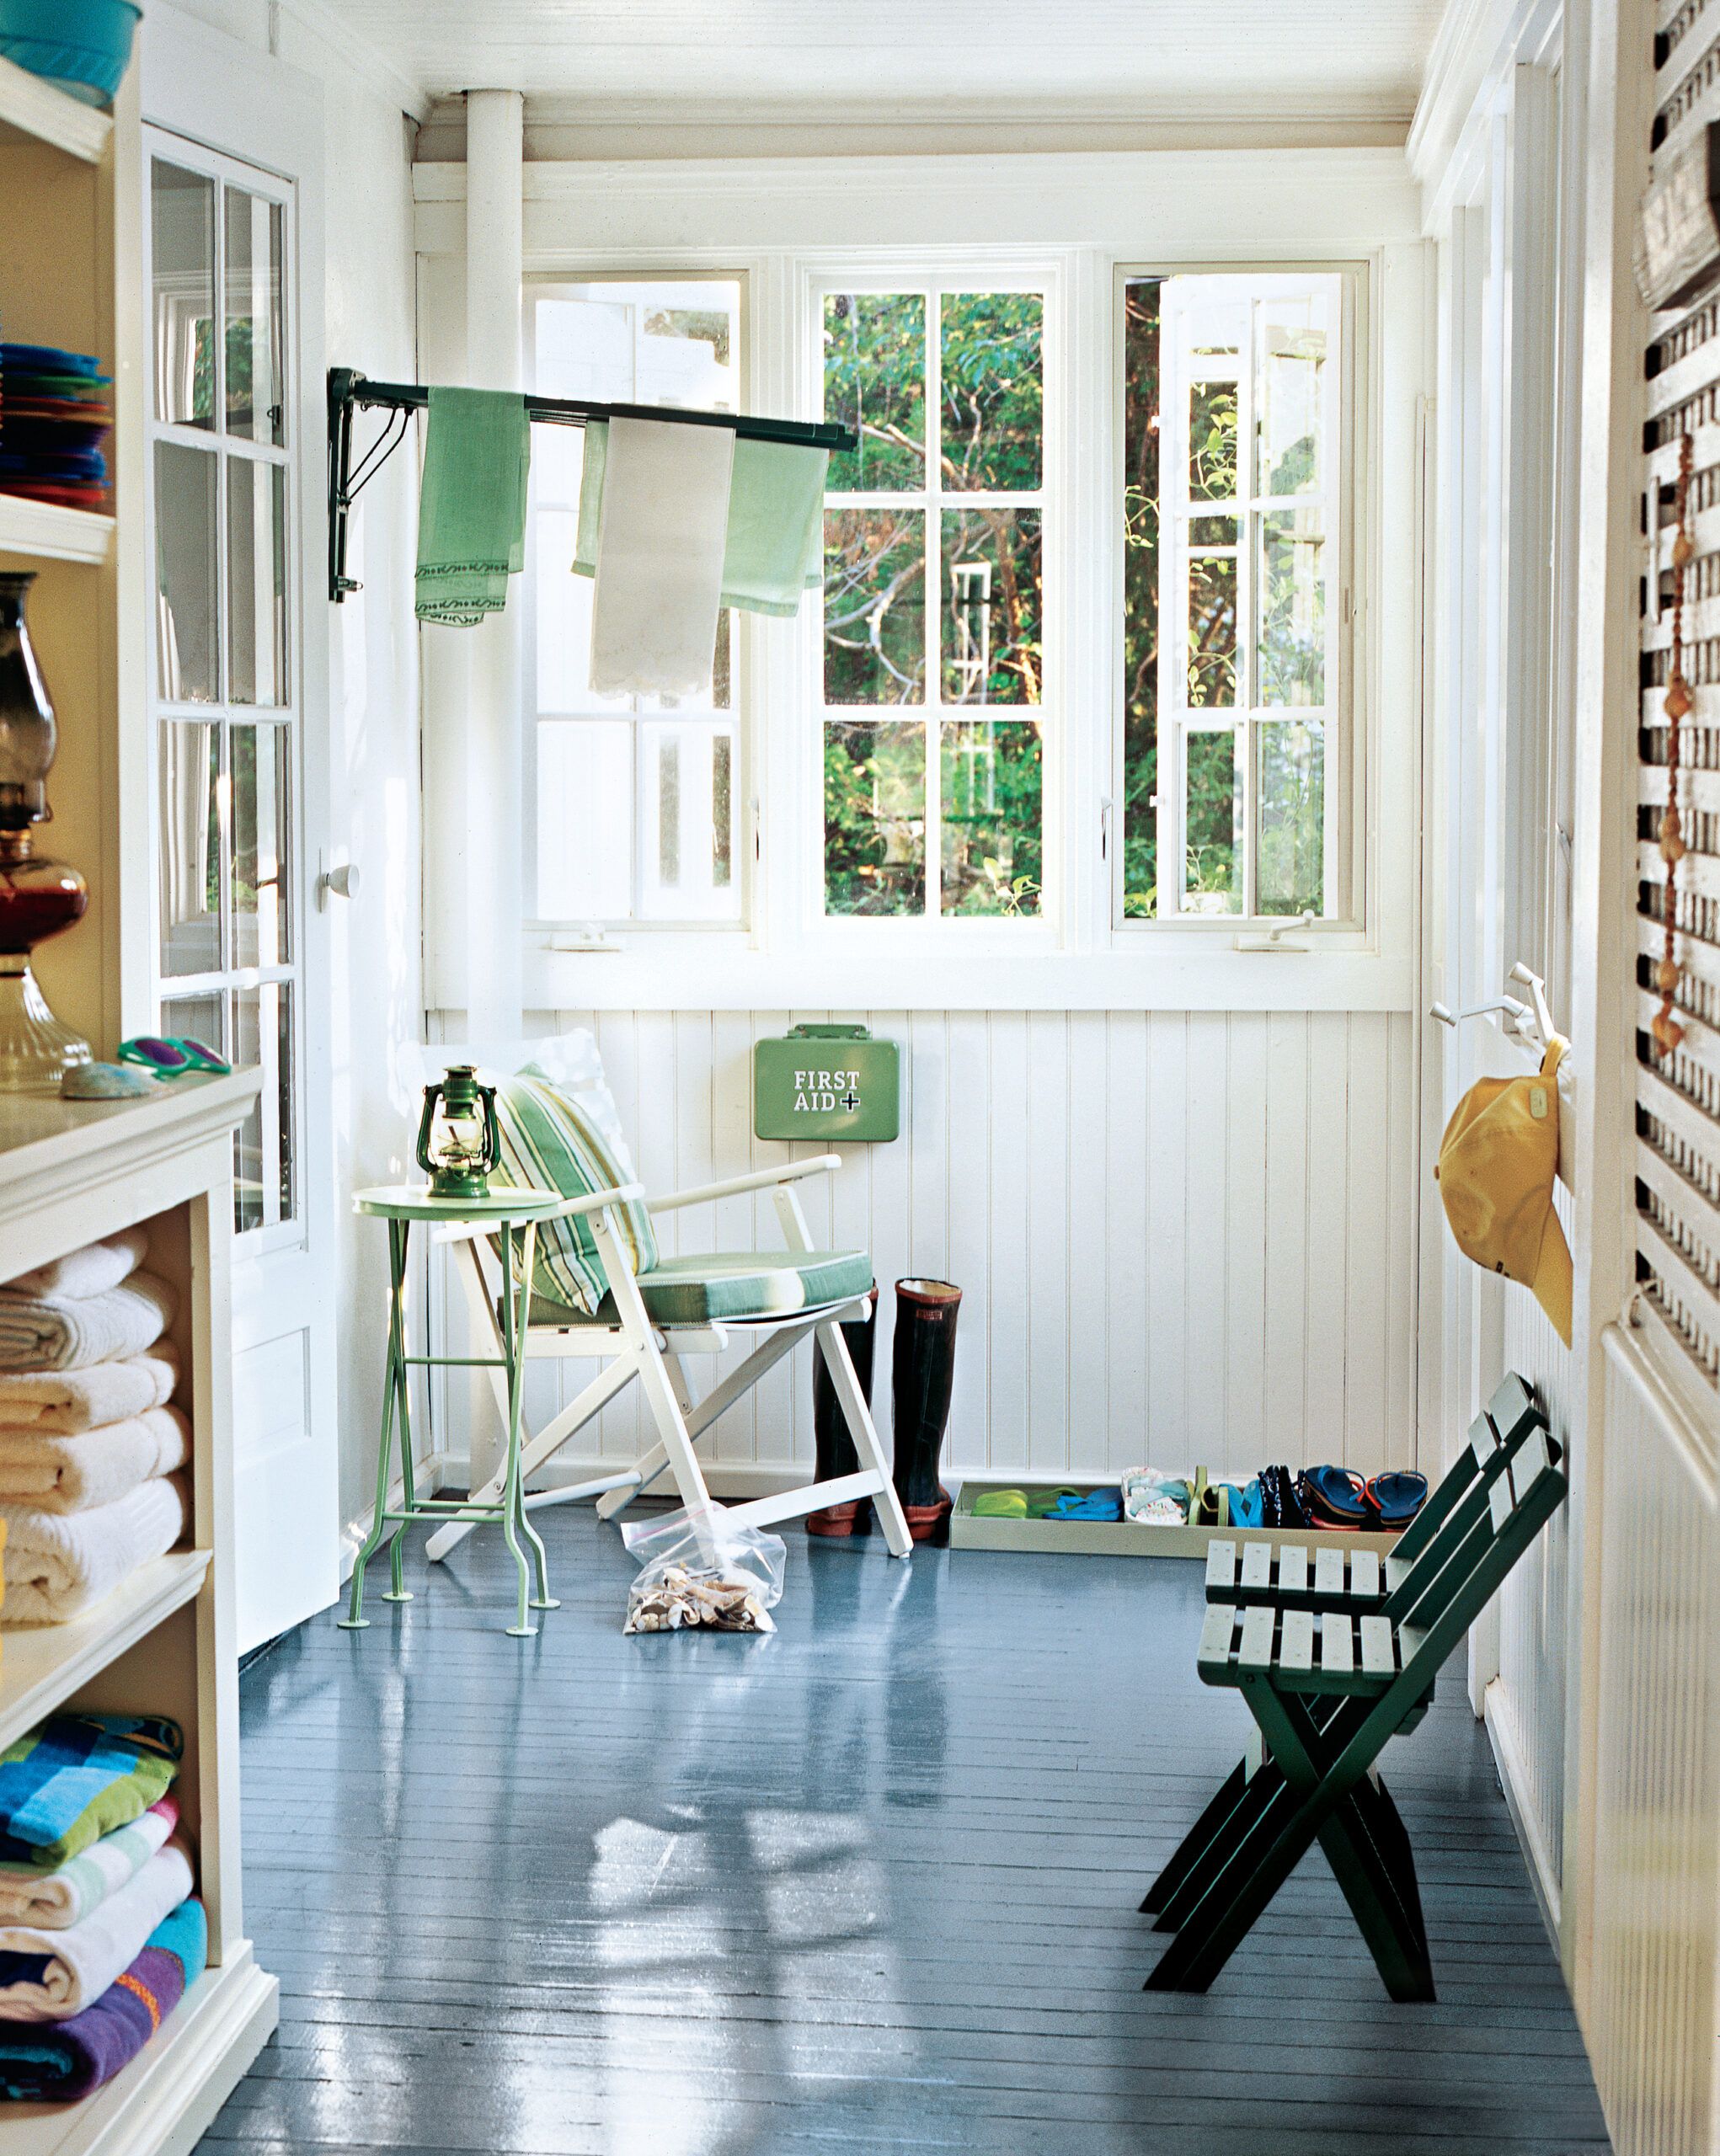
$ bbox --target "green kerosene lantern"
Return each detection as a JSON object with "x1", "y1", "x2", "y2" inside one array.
[{"x1": 416, "y1": 1065, "x2": 501, "y2": 1199}]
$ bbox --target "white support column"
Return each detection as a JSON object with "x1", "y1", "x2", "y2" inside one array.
[{"x1": 460, "y1": 88, "x2": 524, "y2": 1037}]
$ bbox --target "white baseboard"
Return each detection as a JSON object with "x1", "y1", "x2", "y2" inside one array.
[{"x1": 1483, "y1": 1678, "x2": 1563, "y2": 1948}]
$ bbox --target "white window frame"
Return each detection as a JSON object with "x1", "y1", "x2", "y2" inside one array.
[
  {"x1": 142, "y1": 130, "x2": 303, "y2": 1252},
  {"x1": 521, "y1": 271, "x2": 754, "y2": 937},
  {"x1": 805, "y1": 266, "x2": 1059, "y2": 941},
  {"x1": 1116, "y1": 262, "x2": 1365, "y2": 937}
]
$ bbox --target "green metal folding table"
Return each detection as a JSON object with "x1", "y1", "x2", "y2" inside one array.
[{"x1": 342, "y1": 1184, "x2": 576, "y2": 1637}]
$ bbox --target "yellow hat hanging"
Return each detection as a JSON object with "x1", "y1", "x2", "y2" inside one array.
[{"x1": 1434, "y1": 1037, "x2": 1573, "y2": 1347}]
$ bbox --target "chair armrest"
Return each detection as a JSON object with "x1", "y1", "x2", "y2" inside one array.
[
  {"x1": 645, "y1": 1155, "x2": 841, "y2": 1214},
  {"x1": 430, "y1": 1182, "x2": 644, "y2": 1245}
]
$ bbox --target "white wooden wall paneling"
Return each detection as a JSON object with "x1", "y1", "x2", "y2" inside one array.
[{"x1": 430, "y1": 1007, "x2": 1420, "y2": 1482}]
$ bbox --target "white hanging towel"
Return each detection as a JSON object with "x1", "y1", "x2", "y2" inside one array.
[{"x1": 588, "y1": 416, "x2": 735, "y2": 699}]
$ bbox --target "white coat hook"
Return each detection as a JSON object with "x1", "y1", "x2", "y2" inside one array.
[
  {"x1": 1508, "y1": 963, "x2": 1557, "y2": 1049},
  {"x1": 1429, "y1": 993, "x2": 1532, "y2": 1030}
]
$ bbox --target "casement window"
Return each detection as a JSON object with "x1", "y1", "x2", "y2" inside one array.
[
  {"x1": 817, "y1": 281, "x2": 1046, "y2": 922},
  {"x1": 526, "y1": 278, "x2": 745, "y2": 928},
  {"x1": 1120, "y1": 270, "x2": 1353, "y2": 925}
]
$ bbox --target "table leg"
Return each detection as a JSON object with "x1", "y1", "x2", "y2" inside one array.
[
  {"x1": 499, "y1": 1221, "x2": 542, "y2": 1636},
  {"x1": 339, "y1": 1216, "x2": 409, "y2": 1630},
  {"x1": 382, "y1": 1220, "x2": 415, "y2": 1604}
]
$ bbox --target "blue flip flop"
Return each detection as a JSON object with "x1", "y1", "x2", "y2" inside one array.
[
  {"x1": 1045, "y1": 1488, "x2": 1124, "y2": 1522},
  {"x1": 1365, "y1": 1470, "x2": 1429, "y2": 1528},
  {"x1": 1299, "y1": 1465, "x2": 1371, "y2": 1529}
]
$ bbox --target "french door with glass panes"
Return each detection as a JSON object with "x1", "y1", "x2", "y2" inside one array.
[{"x1": 146, "y1": 131, "x2": 338, "y2": 1650}]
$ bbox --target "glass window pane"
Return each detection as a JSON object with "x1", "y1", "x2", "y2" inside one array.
[
  {"x1": 536, "y1": 722, "x2": 633, "y2": 919},
  {"x1": 824, "y1": 293, "x2": 926, "y2": 492},
  {"x1": 1188, "y1": 555, "x2": 1237, "y2": 710},
  {"x1": 227, "y1": 458, "x2": 287, "y2": 707},
  {"x1": 824, "y1": 719, "x2": 926, "y2": 915},
  {"x1": 158, "y1": 722, "x2": 220, "y2": 977},
  {"x1": 1121, "y1": 278, "x2": 1161, "y2": 920},
  {"x1": 941, "y1": 720, "x2": 1043, "y2": 916},
  {"x1": 823, "y1": 509, "x2": 925, "y2": 706},
  {"x1": 1190, "y1": 515, "x2": 1237, "y2": 546},
  {"x1": 1184, "y1": 728, "x2": 1242, "y2": 915},
  {"x1": 231, "y1": 723, "x2": 290, "y2": 969},
  {"x1": 223, "y1": 188, "x2": 284, "y2": 444},
  {"x1": 1257, "y1": 295, "x2": 1327, "y2": 498},
  {"x1": 1189, "y1": 381, "x2": 1238, "y2": 503},
  {"x1": 638, "y1": 723, "x2": 740, "y2": 921},
  {"x1": 940, "y1": 292, "x2": 1043, "y2": 492},
  {"x1": 232, "y1": 980, "x2": 294, "y2": 1233},
  {"x1": 941, "y1": 509, "x2": 1041, "y2": 706},
  {"x1": 151, "y1": 163, "x2": 216, "y2": 430},
  {"x1": 1258, "y1": 720, "x2": 1325, "y2": 917},
  {"x1": 154, "y1": 442, "x2": 219, "y2": 702},
  {"x1": 637, "y1": 297, "x2": 738, "y2": 409},
  {"x1": 1258, "y1": 508, "x2": 1326, "y2": 707}
]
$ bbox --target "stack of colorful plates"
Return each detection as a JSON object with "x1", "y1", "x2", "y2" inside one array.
[{"x1": 0, "y1": 344, "x2": 112, "y2": 510}]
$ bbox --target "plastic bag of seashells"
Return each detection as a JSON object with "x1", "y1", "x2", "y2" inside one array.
[{"x1": 620, "y1": 1503, "x2": 787, "y2": 1635}]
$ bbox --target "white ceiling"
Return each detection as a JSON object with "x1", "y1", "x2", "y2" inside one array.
[{"x1": 336, "y1": 1, "x2": 1449, "y2": 128}]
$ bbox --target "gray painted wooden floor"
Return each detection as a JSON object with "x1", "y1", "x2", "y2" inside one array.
[{"x1": 202, "y1": 1506, "x2": 1610, "y2": 2156}]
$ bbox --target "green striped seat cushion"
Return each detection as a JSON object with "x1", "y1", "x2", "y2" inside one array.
[
  {"x1": 531, "y1": 1247, "x2": 873, "y2": 1329},
  {"x1": 487, "y1": 1057, "x2": 658, "y2": 1316}
]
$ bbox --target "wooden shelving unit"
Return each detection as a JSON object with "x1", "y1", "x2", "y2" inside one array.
[
  {"x1": 0, "y1": 1075, "x2": 277, "y2": 2155},
  {"x1": 0, "y1": 55, "x2": 110, "y2": 164},
  {"x1": 0, "y1": 498, "x2": 115, "y2": 569}
]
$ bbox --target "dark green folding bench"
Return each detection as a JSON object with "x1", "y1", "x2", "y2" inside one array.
[
  {"x1": 1200, "y1": 1372, "x2": 1543, "y2": 1614},
  {"x1": 1143, "y1": 1420, "x2": 1567, "y2": 2000}
]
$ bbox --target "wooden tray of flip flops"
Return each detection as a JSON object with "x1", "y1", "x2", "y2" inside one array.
[{"x1": 948, "y1": 1478, "x2": 1402, "y2": 1560}]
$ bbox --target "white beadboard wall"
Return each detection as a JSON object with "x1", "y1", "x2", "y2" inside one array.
[
  {"x1": 432, "y1": 1006, "x2": 1423, "y2": 1482},
  {"x1": 1587, "y1": 1329, "x2": 1720, "y2": 2156},
  {"x1": 1490, "y1": 1243, "x2": 1575, "y2": 1921}
]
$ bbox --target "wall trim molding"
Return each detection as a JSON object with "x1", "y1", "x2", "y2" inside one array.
[
  {"x1": 1484, "y1": 1677, "x2": 1565, "y2": 1947},
  {"x1": 282, "y1": 0, "x2": 430, "y2": 121}
]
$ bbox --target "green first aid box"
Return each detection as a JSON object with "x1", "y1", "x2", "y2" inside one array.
[{"x1": 753, "y1": 1024, "x2": 900, "y2": 1143}]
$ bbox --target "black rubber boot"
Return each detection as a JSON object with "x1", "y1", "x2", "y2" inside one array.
[
  {"x1": 807, "y1": 1286, "x2": 877, "y2": 1536},
  {"x1": 889, "y1": 1278, "x2": 962, "y2": 1544}
]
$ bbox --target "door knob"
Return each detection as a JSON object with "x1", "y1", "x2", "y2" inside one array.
[{"x1": 316, "y1": 857, "x2": 361, "y2": 910}]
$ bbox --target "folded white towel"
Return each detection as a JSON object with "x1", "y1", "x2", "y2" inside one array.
[
  {"x1": 589, "y1": 415, "x2": 735, "y2": 698},
  {"x1": 0, "y1": 1349, "x2": 179, "y2": 1434},
  {"x1": 0, "y1": 1801, "x2": 178, "y2": 1929},
  {"x1": 4, "y1": 1230, "x2": 149, "y2": 1304},
  {"x1": 0, "y1": 1839, "x2": 192, "y2": 2018},
  {"x1": 0, "y1": 1408, "x2": 189, "y2": 1513},
  {"x1": 0, "y1": 1476, "x2": 187, "y2": 1626},
  {"x1": 0, "y1": 1273, "x2": 175, "y2": 1373}
]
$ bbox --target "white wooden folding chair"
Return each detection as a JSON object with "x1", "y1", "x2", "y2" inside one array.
[{"x1": 425, "y1": 1154, "x2": 913, "y2": 1564}]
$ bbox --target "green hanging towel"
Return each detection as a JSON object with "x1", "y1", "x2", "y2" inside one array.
[
  {"x1": 573, "y1": 419, "x2": 826, "y2": 617},
  {"x1": 414, "y1": 387, "x2": 531, "y2": 626}
]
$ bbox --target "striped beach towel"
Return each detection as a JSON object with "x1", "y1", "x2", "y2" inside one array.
[
  {"x1": 0, "y1": 1717, "x2": 180, "y2": 1869},
  {"x1": 0, "y1": 1897, "x2": 205, "y2": 2100}
]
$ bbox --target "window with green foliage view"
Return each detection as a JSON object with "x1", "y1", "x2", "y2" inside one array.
[
  {"x1": 1123, "y1": 272, "x2": 1343, "y2": 921},
  {"x1": 820, "y1": 286, "x2": 1044, "y2": 920}
]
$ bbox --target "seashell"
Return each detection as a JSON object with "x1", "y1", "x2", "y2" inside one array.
[
  {"x1": 1674, "y1": 530, "x2": 1696, "y2": 568},
  {"x1": 1665, "y1": 675, "x2": 1694, "y2": 720},
  {"x1": 1656, "y1": 956, "x2": 1682, "y2": 991},
  {"x1": 60, "y1": 1061, "x2": 158, "y2": 1101}
]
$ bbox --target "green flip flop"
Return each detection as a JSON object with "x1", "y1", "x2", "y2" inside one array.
[{"x1": 972, "y1": 1489, "x2": 1028, "y2": 1518}]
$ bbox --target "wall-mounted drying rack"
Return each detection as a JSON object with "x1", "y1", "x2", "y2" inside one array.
[{"x1": 325, "y1": 366, "x2": 858, "y2": 603}]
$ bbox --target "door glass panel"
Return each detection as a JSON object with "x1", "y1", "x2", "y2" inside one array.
[
  {"x1": 1184, "y1": 728, "x2": 1242, "y2": 914},
  {"x1": 231, "y1": 723, "x2": 290, "y2": 968},
  {"x1": 939, "y1": 292, "x2": 1043, "y2": 491},
  {"x1": 536, "y1": 722, "x2": 633, "y2": 919},
  {"x1": 1258, "y1": 719, "x2": 1324, "y2": 916},
  {"x1": 159, "y1": 722, "x2": 220, "y2": 976},
  {"x1": 161, "y1": 992, "x2": 224, "y2": 1063},
  {"x1": 223, "y1": 188, "x2": 284, "y2": 444},
  {"x1": 824, "y1": 510, "x2": 925, "y2": 705},
  {"x1": 151, "y1": 163, "x2": 216, "y2": 430},
  {"x1": 941, "y1": 509, "x2": 1041, "y2": 705},
  {"x1": 232, "y1": 981, "x2": 293, "y2": 1233},
  {"x1": 941, "y1": 719, "x2": 1043, "y2": 916},
  {"x1": 227, "y1": 457, "x2": 287, "y2": 707},
  {"x1": 1187, "y1": 554, "x2": 1237, "y2": 710},
  {"x1": 154, "y1": 443, "x2": 219, "y2": 702},
  {"x1": 824, "y1": 719, "x2": 926, "y2": 915},
  {"x1": 1189, "y1": 381, "x2": 1239, "y2": 502}
]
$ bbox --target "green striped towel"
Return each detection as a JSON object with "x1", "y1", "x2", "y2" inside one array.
[{"x1": 489, "y1": 1058, "x2": 657, "y2": 1315}]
